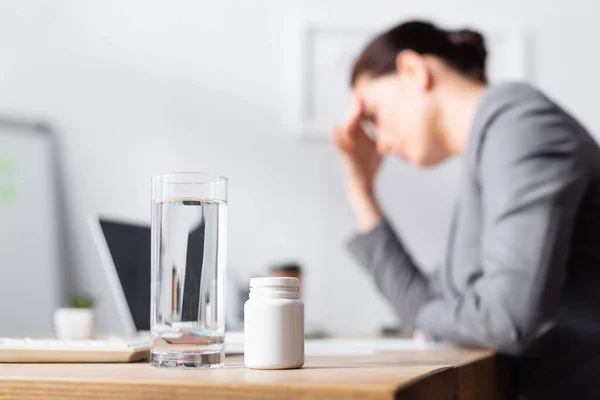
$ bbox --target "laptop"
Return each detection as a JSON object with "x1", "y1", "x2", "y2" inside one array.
[
  {"x1": 88, "y1": 216, "x2": 151, "y2": 336},
  {"x1": 88, "y1": 215, "x2": 245, "y2": 353}
]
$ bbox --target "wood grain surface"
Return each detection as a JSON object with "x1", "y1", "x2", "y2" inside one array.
[{"x1": 0, "y1": 348, "x2": 509, "y2": 400}]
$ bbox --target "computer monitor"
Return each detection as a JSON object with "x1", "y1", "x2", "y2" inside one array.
[{"x1": 89, "y1": 216, "x2": 150, "y2": 335}]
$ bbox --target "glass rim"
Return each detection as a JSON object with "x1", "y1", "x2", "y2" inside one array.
[{"x1": 152, "y1": 172, "x2": 228, "y2": 185}]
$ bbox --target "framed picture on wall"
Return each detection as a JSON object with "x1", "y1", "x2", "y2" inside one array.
[{"x1": 283, "y1": 15, "x2": 529, "y2": 140}]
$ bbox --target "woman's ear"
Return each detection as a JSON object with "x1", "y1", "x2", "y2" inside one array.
[{"x1": 395, "y1": 50, "x2": 433, "y2": 91}]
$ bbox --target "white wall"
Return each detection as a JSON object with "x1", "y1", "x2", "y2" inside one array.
[{"x1": 1, "y1": 0, "x2": 599, "y2": 335}]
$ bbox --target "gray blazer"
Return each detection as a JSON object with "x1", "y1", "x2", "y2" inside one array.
[{"x1": 348, "y1": 83, "x2": 600, "y2": 399}]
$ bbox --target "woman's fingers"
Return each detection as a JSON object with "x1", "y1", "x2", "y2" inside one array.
[
  {"x1": 333, "y1": 123, "x2": 354, "y2": 151},
  {"x1": 334, "y1": 96, "x2": 375, "y2": 154},
  {"x1": 343, "y1": 97, "x2": 364, "y2": 138},
  {"x1": 335, "y1": 97, "x2": 365, "y2": 148}
]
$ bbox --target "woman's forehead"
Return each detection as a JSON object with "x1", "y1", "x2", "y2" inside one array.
[
  {"x1": 352, "y1": 74, "x2": 375, "y2": 98},
  {"x1": 353, "y1": 73, "x2": 394, "y2": 105},
  {"x1": 353, "y1": 78, "x2": 379, "y2": 113}
]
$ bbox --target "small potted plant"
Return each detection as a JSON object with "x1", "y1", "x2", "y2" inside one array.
[{"x1": 54, "y1": 295, "x2": 95, "y2": 340}]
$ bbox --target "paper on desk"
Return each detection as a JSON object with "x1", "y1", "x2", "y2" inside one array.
[
  {"x1": 225, "y1": 331, "x2": 245, "y2": 355},
  {"x1": 224, "y1": 333, "x2": 452, "y2": 356},
  {"x1": 305, "y1": 338, "x2": 453, "y2": 356}
]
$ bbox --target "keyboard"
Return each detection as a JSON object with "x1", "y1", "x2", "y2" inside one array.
[{"x1": 0, "y1": 338, "x2": 150, "y2": 363}]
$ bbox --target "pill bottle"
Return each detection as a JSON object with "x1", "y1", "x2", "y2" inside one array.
[{"x1": 244, "y1": 277, "x2": 304, "y2": 369}]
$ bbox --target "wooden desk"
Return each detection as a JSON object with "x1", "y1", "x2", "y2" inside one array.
[{"x1": 0, "y1": 348, "x2": 512, "y2": 400}]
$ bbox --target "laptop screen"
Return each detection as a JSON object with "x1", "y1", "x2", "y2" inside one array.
[{"x1": 99, "y1": 219, "x2": 150, "y2": 331}]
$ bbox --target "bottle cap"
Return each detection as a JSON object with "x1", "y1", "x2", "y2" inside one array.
[{"x1": 250, "y1": 277, "x2": 299, "y2": 289}]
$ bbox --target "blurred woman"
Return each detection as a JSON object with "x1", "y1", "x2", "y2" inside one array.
[{"x1": 335, "y1": 20, "x2": 600, "y2": 399}]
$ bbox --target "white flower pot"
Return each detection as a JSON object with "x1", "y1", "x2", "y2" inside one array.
[{"x1": 54, "y1": 308, "x2": 95, "y2": 340}]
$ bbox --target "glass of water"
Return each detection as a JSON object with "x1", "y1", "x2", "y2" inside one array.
[{"x1": 151, "y1": 172, "x2": 227, "y2": 368}]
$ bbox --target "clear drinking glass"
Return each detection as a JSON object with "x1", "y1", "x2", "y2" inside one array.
[{"x1": 151, "y1": 172, "x2": 227, "y2": 368}]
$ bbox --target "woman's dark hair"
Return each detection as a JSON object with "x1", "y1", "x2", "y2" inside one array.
[{"x1": 351, "y1": 20, "x2": 487, "y2": 85}]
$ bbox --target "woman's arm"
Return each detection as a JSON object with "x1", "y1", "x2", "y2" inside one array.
[
  {"x1": 416, "y1": 104, "x2": 590, "y2": 355},
  {"x1": 348, "y1": 219, "x2": 433, "y2": 334}
]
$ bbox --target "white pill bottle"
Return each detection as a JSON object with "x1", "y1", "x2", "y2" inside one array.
[{"x1": 244, "y1": 277, "x2": 304, "y2": 369}]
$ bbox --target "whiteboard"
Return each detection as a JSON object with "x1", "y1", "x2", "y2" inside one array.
[{"x1": 0, "y1": 119, "x2": 64, "y2": 336}]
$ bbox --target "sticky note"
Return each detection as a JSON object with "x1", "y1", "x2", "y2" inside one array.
[
  {"x1": 0, "y1": 185, "x2": 16, "y2": 203},
  {"x1": 0, "y1": 154, "x2": 15, "y2": 176}
]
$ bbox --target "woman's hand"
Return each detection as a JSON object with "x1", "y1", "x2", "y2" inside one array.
[
  {"x1": 334, "y1": 98, "x2": 381, "y2": 193},
  {"x1": 334, "y1": 97, "x2": 383, "y2": 232}
]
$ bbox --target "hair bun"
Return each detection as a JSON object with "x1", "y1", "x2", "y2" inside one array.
[
  {"x1": 351, "y1": 20, "x2": 488, "y2": 85},
  {"x1": 447, "y1": 29, "x2": 487, "y2": 59}
]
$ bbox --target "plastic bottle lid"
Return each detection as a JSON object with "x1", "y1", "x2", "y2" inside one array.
[
  {"x1": 250, "y1": 277, "x2": 299, "y2": 288},
  {"x1": 249, "y1": 277, "x2": 300, "y2": 299}
]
